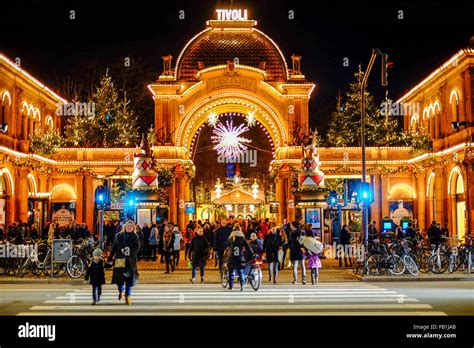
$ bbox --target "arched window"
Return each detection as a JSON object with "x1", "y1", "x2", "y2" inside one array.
[
  {"x1": 1, "y1": 92, "x2": 11, "y2": 133},
  {"x1": 450, "y1": 90, "x2": 460, "y2": 125},
  {"x1": 432, "y1": 101, "x2": 441, "y2": 138}
]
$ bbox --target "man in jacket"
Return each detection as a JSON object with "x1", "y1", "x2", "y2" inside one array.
[
  {"x1": 189, "y1": 227, "x2": 209, "y2": 283},
  {"x1": 263, "y1": 226, "x2": 282, "y2": 284},
  {"x1": 279, "y1": 219, "x2": 291, "y2": 270},
  {"x1": 213, "y1": 220, "x2": 232, "y2": 271},
  {"x1": 289, "y1": 221, "x2": 306, "y2": 284},
  {"x1": 158, "y1": 219, "x2": 168, "y2": 263},
  {"x1": 227, "y1": 228, "x2": 254, "y2": 291},
  {"x1": 339, "y1": 224, "x2": 352, "y2": 267}
]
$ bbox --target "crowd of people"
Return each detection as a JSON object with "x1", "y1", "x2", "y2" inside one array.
[
  {"x1": 123, "y1": 217, "x2": 325, "y2": 286},
  {"x1": 0, "y1": 220, "x2": 92, "y2": 244}
]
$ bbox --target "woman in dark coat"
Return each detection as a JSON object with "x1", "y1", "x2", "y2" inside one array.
[
  {"x1": 189, "y1": 227, "x2": 209, "y2": 283},
  {"x1": 107, "y1": 220, "x2": 140, "y2": 305},
  {"x1": 263, "y1": 226, "x2": 282, "y2": 284},
  {"x1": 162, "y1": 225, "x2": 175, "y2": 273},
  {"x1": 289, "y1": 221, "x2": 306, "y2": 285},
  {"x1": 339, "y1": 224, "x2": 352, "y2": 267}
]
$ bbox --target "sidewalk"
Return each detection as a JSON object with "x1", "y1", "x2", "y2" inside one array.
[
  {"x1": 0, "y1": 269, "x2": 359, "y2": 284},
  {"x1": 1, "y1": 258, "x2": 472, "y2": 284},
  {"x1": 137, "y1": 257, "x2": 345, "y2": 270}
]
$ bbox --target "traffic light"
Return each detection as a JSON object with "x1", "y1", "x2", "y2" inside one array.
[
  {"x1": 329, "y1": 190, "x2": 338, "y2": 206},
  {"x1": 360, "y1": 182, "x2": 371, "y2": 204},
  {"x1": 95, "y1": 185, "x2": 106, "y2": 209},
  {"x1": 381, "y1": 53, "x2": 394, "y2": 87},
  {"x1": 381, "y1": 53, "x2": 388, "y2": 86}
]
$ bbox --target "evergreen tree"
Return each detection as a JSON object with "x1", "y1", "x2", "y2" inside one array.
[
  {"x1": 368, "y1": 91, "x2": 401, "y2": 146},
  {"x1": 401, "y1": 124, "x2": 432, "y2": 157},
  {"x1": 64, "y1": 72, "x2": 139, "y2": 147},
  {"x1": 327, "y1": 67, "x2": 400, "y2": 147},
  {"x1": 29, "y1": 128, "x2": 64, "y2": 155}
]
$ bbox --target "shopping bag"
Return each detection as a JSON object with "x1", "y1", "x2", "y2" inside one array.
[
  {"x1": 187, "y1": 260, "x2": 193, "y2": 269},
  {"x1": 277, "y1": 249, "x2": 284, "y2": 264},
  {"x1": 285, "y1": 248, "x2": 291, "y2": 268}
]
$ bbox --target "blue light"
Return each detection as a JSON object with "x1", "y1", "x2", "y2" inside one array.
[
  {"x1": 98, "y1": 194, "x2": 104, "y2": 202},
  {"x1": 129, "y1": 199, "x2": 135, "y2": 206}
]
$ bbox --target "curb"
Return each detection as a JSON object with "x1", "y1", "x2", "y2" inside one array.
[{"x1": 358, "y1": 275, "x2": 474, "y2": 282}]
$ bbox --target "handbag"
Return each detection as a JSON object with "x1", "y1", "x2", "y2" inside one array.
[
  {"x1": 114, "y1": 258, "x2": 126, "y2": 268},
  {"x1": 277, "y1": 249, "x2": 284, "y2": 264}
]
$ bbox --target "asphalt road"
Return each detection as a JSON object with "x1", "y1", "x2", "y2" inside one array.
[{"x1": 0, "y1": 281, "x2": 472, "y2": 316}]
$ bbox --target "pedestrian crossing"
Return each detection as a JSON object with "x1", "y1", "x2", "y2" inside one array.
[{"x1": 17, "y1": 283, "x2": 446, "y2": 316}]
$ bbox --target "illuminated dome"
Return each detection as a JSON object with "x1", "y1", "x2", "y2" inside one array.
[{"x1": 175, "y1": 21, "x2": 288, "y2": 81}]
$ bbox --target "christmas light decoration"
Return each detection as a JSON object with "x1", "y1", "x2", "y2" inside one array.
[
  {"x1": 207, "y1": 113, "x2": 219, "y2": 127},
  {"x1": 211, "y1": 120, "x2": 251, "y2": 158},
  {"x1": 245, "y1": 111, "x2": 256, "y2": 127}
]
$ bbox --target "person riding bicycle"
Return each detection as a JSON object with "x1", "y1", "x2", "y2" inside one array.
[{"x1": 227, "y1": 227, "x2": 254, "y2": 291}]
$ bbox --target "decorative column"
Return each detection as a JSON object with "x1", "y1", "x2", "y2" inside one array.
[
  {"x1": 168, "y1": 178, "x2": 177, "y2": 224},
  {"x1": 415, "y1": 172, "x2": 427, "y2": 231},
  {"x1": 380, "y1": 174, "x2": 389, "y2": 219},
  {"x1": 434, "y1": 167, "x2": 445, "y2": 224},
  {"x1": 276, "y1": 175, "x2": 286, "y2": 224},
  {"x1": 466, "y1": 158, "x2": 474, "y2": 237},
  {"x1": 176, "y1": 167, "x2": 186, "y2": 231},
  {"x1": 286, "y1": 178, "x2": 295, "y2": 222},
  {"x1": 371, "y1": 174, "x2": 382, "y2": 232},
  {"x1": 84, "y1": 176, "x2": 95, "y2": 229},
  {"x1": 17, "y1": 169, "x2": 29, "y2": 222},
  {"x1": 75, "y1": 175, "x2": 84, "y2": 224}
]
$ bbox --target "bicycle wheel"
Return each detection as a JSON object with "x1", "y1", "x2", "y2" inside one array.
[
  {"x1": 66, "y1": 255, "x2": 85, "y2": 278},
  {"x1": 387, "y1": 254, "x2": 405, "y2": 275},
  {"x1": 418, "y1": 252, "x2": 430, "y2": 273},
  {"x1": 250, "y1": 268, "x2": 262, "y2": 291},
  {"x1": 32, "y1": 262, "x2": 44, "y2": 276},
  {"x1": 429, "y1": 254, "x2": 449, "y2": 274},
  {"x1": 221, "y1": 264, "x2": 229, "y2": 288},
  {"x1": 448, "y1": 254, "x2": 457, "y2": 274},
  {"x1": 15, "y1": 259, "x2": 29, "y2": 277},
  {"x1": 403, "y1": 255, "x2": 419, "y2": 276},
  {"x1": 367, "y1": 254, "x2": 383, "y2": 275},
  {"x1": 44, "y1": 254, "x2": 65, "y2": 277}
]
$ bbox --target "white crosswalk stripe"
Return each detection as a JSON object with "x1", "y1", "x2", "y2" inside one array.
[{"x1": 17, "y1": 282, "x2": 447, "y2": 316}]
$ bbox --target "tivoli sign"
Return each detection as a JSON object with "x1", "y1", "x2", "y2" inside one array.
[{"x1": 215, "y1": 9, "x2": 248, "y2": 21}]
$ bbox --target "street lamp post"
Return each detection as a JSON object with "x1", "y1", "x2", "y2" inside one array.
[{"x1": 360, "y1": 49, "x2": 382, "y2": 273}]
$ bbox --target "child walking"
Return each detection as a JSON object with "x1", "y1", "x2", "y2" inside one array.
[
  {"x1": 85, "y1": 248, "x2": 106, "y2": 305},
  {"x1": 306, "y1": 249, "x2": 322, "y2": 284}
]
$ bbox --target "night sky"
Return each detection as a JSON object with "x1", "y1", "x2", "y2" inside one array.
[{"x1": 0, "y1": 0, "x2": 472, "y2": 132}]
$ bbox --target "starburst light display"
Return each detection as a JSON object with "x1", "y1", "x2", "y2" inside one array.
[{"x1": 211, "y1": 120, "x2": 251, "y2": 158}]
